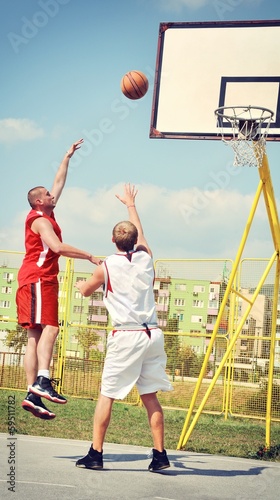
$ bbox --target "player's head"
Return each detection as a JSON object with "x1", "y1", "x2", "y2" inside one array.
[
  {"x1": 27, "y1": 186, "x2": 54, "y2": 209},
  {"x1": 112, "y1": 221, "x2": 138, "y2": 251}
]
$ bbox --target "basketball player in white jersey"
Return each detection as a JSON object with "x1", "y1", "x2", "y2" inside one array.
[{"x1": 75, "y1": 183, "x2": 173, "y2": 472}]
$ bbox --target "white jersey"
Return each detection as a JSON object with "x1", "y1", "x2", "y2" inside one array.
[{"x1": 102, "y1": 250, "x2": 158, "y2": 328}]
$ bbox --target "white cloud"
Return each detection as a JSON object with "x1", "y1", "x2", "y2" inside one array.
[
  {"x1": 1, "y1": 183, "x2": 273, "y2": 262},
  {"x1": 0, "y1": 118, "x2": 44, "y2": 144}
]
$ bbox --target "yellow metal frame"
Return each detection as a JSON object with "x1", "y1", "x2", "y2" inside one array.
[
  {"x1": 177, "y1": 149, "x2": 280, "y2": 450},
  {"x1": 55, "y1": 257, "x2": 74, "y2": 393}
]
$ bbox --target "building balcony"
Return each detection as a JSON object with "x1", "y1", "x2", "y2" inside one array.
[
  {"x1": 87, "y1": 315, "x2": 108, "y2": 322},
  {"x1": 207, "y1": 308, "x2": 218, "y2": 315},
  {"x1": 89, "y1": 300, "x2": 104, "y2": 307},
  {"x1": 156, "y1": 304, "x2": 169, "y2": 312}
]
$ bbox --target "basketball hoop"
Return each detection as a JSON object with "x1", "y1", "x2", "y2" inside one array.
[{"x1": 214, "y1": 106, "x2": 274, "y2": 167}]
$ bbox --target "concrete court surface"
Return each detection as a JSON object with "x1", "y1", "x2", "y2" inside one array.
[{"x1": 1, "y1": 433, "x2": 280, "y2": 500}]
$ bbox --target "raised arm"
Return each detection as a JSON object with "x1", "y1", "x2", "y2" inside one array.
[
  {"x1": 115, "y1": 183, "x2": 152, "y2": 256},
  {"x1": 51, "y1": 138, "x2": 84, "y2": 204}
]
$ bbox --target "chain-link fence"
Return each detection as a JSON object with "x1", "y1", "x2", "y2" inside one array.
[{"x1": 1, "y1": 251, "x2": 280, "y2": 447}]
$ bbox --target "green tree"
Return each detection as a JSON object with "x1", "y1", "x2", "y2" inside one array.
[
  {"x1": 4, "y1": 325, "x2": 27, "y2": 365},
  {"x1": 164, "y1": 318, "x2": 180, "y2": 378},
  {"x1": 4, "y1": 325, "x2": 27, "y2": 354},
  {"x1": 74, "y1": 327, "x2": 104, "y2": 360},
  {"x1": 189, "y1": 353, "x2": 212, "y2": 378},
  {"x1": 178, "y1": 345, "x2": 196, "y2": 377}
]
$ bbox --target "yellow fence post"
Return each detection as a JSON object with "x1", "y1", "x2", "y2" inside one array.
[
  {"x1": 265, "y1": 258, "x2": 280, "y2": 448},
  {"x1": 55, "y1": 258, "x2": 74, "y2": 394}
]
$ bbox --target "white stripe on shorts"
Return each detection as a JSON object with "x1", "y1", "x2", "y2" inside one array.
[{"x1": 35, "y1": 280, "x2": 42, "y2": 324}]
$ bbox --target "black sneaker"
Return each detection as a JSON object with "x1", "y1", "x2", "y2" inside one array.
[
  {"x1": 22, "y1": 392, "x2": 56, "y2": 420},
  {"x1": 76, "y1": 446, "x2": 103, "y2": 469},
  {"x1": 148, "y1": 449, "x2": 170, "y2": 472},
  {"x1": 30, "y1": 376, "x2": 67, "y2": 404}
]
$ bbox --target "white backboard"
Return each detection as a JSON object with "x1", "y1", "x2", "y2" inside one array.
[{"x1": 150, "y1": 20, "x2": 280, "y2": 141}]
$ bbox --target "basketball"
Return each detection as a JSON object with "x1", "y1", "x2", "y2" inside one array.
[{"x1": 120, "y1": 70, "x2": 149, "y2": 100}]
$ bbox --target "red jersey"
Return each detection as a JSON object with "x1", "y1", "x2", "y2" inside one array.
[{"x1": 17, "y1": 209, "x2": 62, "y2": 287}]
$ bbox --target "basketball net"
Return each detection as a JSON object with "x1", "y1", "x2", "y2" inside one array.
[{"x1": 214, "y1": 106, "x2": 274, "y2": 167}]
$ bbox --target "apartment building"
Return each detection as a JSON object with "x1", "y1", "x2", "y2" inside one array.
[{"x1": 1, "y1": 264, "x2": 277, "y2": 368}]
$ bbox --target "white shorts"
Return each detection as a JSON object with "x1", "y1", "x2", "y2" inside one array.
[{"x1": 101, "y1": 328, "x2": 173, "y2": 400}]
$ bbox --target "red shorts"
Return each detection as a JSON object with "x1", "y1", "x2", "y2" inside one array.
[{"x1": 16, "y1": 281, "x2": 59, "y2": 331}]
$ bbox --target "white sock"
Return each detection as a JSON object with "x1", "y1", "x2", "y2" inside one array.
[{"x1": 38, "y1": 369, "x2": 50, "y2": 379}]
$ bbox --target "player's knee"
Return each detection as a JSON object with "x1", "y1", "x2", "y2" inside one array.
[{"x1": 42, "y1": 325, "x2": 59, "y2": 338}]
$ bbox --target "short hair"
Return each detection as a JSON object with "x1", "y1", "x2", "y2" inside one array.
[
  {"x1": 112, "y1": 221, "x2": 138, "y2": 252},
  {"x1": 27, "y1": 186, "x2": 45, "y2": 208}
]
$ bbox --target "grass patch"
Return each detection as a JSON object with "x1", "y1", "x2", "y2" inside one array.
[{"x1": 1, "y1": 390, "x2": 279, "y2": 461}]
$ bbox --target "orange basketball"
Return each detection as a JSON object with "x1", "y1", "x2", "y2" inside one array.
[{"x1": 120, "y1": 70, "x2": 149, "y2": 100}]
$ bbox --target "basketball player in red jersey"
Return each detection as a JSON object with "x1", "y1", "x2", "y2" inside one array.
[{"x1": 16, "y1": 139, "x2": 101, "y2": 420}]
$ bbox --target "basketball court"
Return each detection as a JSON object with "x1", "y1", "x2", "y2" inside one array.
[
  {"x1": 0, "y1": 433, "x2": 280, "y2": 500},
  {"x1": 1, "y1": 20, "x2": 280, "y2": 499}
]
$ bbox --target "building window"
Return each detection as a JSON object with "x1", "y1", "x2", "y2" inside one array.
[
  {"x1": 193, "y1": 300, "x2": 204, "y2": 308},
  {"x1": 0, "y1": 301, "x2": 11, "y2": 309},
  {"x1": 193, "y1": 285, "x2": 205, "y2": 293},
  {"x1": 192, "y1": 345, "x2": 201, "y2": 354},
  {"x1": 91, "y1": 291, "x2": 103, "y2": 301},
  {"x1": 73, "y1": 305, "x2": 84, "y2": 314},
  {"x1": 157, "y1": 296, "x2": 168, "y2": 305},
  {"x1": 173, "y1": 313, "x2": 184, "y2": 321},
  {"x1": 2, "y1": 272, "x2": 14, "y2": 282},
  {"x1": 208, "y1": 299, "x2": 218, "y2": 308},
  {"x1": 1, "y1": 287, "x2": 12, "y2": 294},
  {"x1": 191, "y1": 315, "x2": 202, "y2": 323},
  {"x1": 74, "y1": 291, "x2": 83, "y2": 299},
  {"x1": 0, "y1": 315, "x2": 9, "y2": 322},
  {"x1": 160, "y1": 282, "x2": 169, "y2": 290},
  {"x1": 175, "y1": 284, "x2": 186, "y2": 291},
  {"x1": 89, "y1": 306, "x2": 107, "y2": 315},
  {"x1": 174, "y1": 298, "x2": 185, "y2": 306}
]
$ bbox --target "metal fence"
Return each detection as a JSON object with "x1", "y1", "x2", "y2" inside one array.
[{"x1": 1, "y1": 252, "x2": 280, "y2": 449}]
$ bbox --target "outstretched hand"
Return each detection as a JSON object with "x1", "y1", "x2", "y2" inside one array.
[
  {"x1": 115, "y1": 183, "x2": 138, "y2": 207},
  {"x1": 66, "y1": 138, "x2": 84, "y2": 158},
  {"x1": 89, "y1": 255, "x2": 103, "y2": 266}
]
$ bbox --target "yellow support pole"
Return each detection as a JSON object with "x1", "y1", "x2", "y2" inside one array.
[
  {"x1": 178, "y1": 144, "x2": 280, "y2": 450},
  {"x1": 265, "y1": 258, "x2": 280, "y2": 448},
  {"x1": 223, "y1": 271, "x2": 239, "y2": 419},
  {"x1": 55, "y1": 258, "x2": 74, "y2": 394},
  {"x1": 179, "y1": 251, "x2": 277, "y2": 449},
  {"x1": 257, "y1": 150, "x2": 280, "y2": 449},
  {"x1": 177, "y1": 180, "x2": 264, "y2": 450},
  {"x1": 258, "y1": 151, "x2": 280, "y2": 250}
]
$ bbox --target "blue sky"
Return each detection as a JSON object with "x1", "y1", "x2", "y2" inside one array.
[{"x1": 1, "y1": 0, "x2": 280, "y2": 262}]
